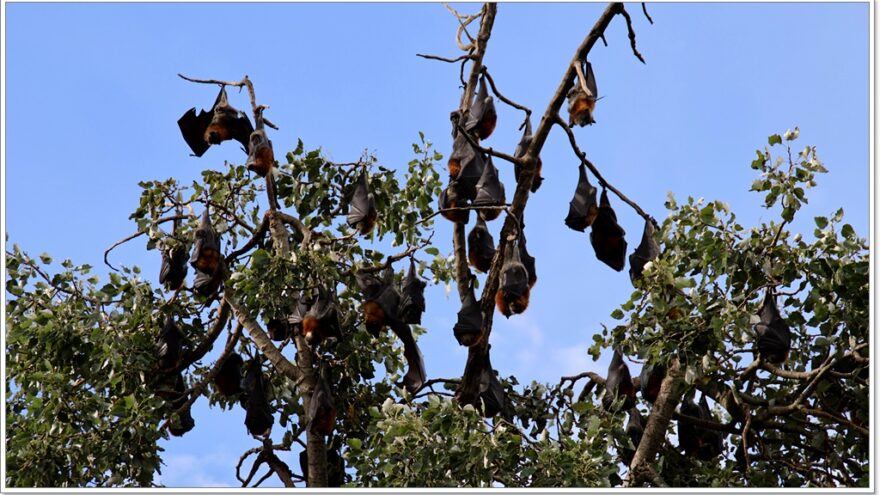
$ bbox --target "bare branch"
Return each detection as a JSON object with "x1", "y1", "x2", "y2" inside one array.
[
  {"x1": 641, "y1": 2, "x2": 654, "y2": 24},
  {"x1": 554, "y1": 115, "x2": 658, "y2": 229},
  {"x1": 103, "y1": 214, "x2": 188, "y2": 271},
  {"x1": 417, "y1": 53, "x2": 473, "y2": 64},
  {"x1": 480, "y1": 67, "x2": 532, "y2": 116},
  {"x1": 618, "y1": 5, "x2": 646, "y2": 63}
]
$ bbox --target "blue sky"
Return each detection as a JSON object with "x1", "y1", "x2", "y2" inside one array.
[{"x1": 4, "y1": 2, "x2": 869, "y2": 488}]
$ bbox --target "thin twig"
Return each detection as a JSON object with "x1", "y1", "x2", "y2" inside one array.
[
  {"x1": 416, "y1": 53, "x2": 473, "y2": 64},
  {"x1": 554, "y1": 115, "x2": 658, "y2": 229},
  {"x1": 618, "y1": 5, "x2": 646, "y2": 63},
  {"x1": 103, "y1": 215, "x2": 189, "y2": 271},
  {"x1": 641, "y1": 2, "x2": 654, "y2": 24},
  {"x1": 480, "y1": 67, "x2": 532, "y2": 115}
]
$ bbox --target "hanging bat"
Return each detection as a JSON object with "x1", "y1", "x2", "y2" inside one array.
[
  {"x1": 453, "y1": 277, "x2": 483, "y2": 347},
  {"x1": 590, "y1": 189, "x2": 627, "y2": 272},
  {"x1": 602, "y1": 349, "x2": 636, "y2": 412},
  {"x1": 696, "y1": 395, "x2": 723, "y2": 460},
  {"x1": 397, "y1": 259, "x2": 426, "y2": 325},
  {"x1": 567, "y1": 60, "x2": 598, "y2": 127},
  {"x1": 620, "y1": 407, "x2": 644, "y2": 465},
  {"x1": 308, "y1": 366, "x2": 337, "y2": 436},
  {"x1": 495, "y1": 239, "x2": 531, "y2": 318},
  {"x1": 478, "y1": 346, "x2": 506, "y2": 418},
  {"x1": 190, "y1": 209, "x2": 222, "y2": 275},
  {"x1": 157, "y1": 316, "x2": 184, "y2": 372},
  {"x1": 267, "y1": 317, "x2": 291, "y2": 342},
  {"x1": 467, "y1": 216, "x2": 496, "y2": 273},
  {"x1": 438, "y1": 183, "x2": 471, "y2": 224},
  {"x1": 754, "y1": 290, "x2": 791, "y2": 364},
  {"x1": 564, "y1": 163, "x2": 599, "y2": 232},
  {"x1": 629, "y1": 220, "x2": 660, "y2": 284},
  {"x1": 242, "y1": 358, "x2": 274, "y2": 436},
  {"x1": 638, "y1": 362, "x2": 666, "y2": 403},
  {"x1": 178, "y1": 86, "x2": 254, "y2": 157},
  {"x1": 168, "y1": 373, "x2": 195, "y2": 437},
  {"x1": 347, "y1": 170, "x2": 378, "y2": 236},
  {"x1": 287, "y1": 293, "x2": 312, "y2": 337},
  {"x1": 245, "y1": 112, "x2": 275, "y2": 177},
  {"x1": 193, "y1": 269, "x2": 223, "y2": 297},
  {"x1": 677, "y1": 398, "x2": 702, "y2": 457},
  {"x1": 388, "y1": 317, "x2": 427, "y2": 393},
  {"x1": 472, "y1": 156, "x2": 506, "y2": 221},
  {"x1": 357, "y1": 268, "x2": 400, "y2": 337},
  {"x1": 303, "y1": 287, "x2": 342, "y2": 346},
  {"x1": 214, "y1": 352, "x2": 243, "y2": 397},
  {"x1": 448, "y1": 135, "x2": 486, "y2": 200},
  {"x1": 300, "y1": 437, "x2": 346, "y2": 487},
  {"x1": 466, "y1": 75, "x2": 497, "y2": 140},
  {"x1": 514, "y1": 118, "x2": 543, "y2": 193}
]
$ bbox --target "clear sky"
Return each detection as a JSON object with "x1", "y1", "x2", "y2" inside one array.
[{"x1": 4, "y1": 2, "x2": 870, "y2": 488}]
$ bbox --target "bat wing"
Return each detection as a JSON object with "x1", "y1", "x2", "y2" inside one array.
[
  {"x1": 478, "y1": 349, "x2": 506, "y2": 417},
  {"x1": 472, "y1": 157, "x2": 505, "y2": 208},
  {"x1": 629, "y1": 220, "x2": 660, "y2": 283},
  {"x1": 457, "y1": 150, "x2": 486, "y2": 201},
  {"x1": 467, "y1": 217, "x2": 496, "y2": 273},
  {"x1": 453, "y1": 287, "x2": 483, "y2": 346},
  {"x1": 755, "y1": 291, "x2": 791, "y2": 362},
  {"x1": 590, "y1": 191, "x2": 627, "y2": 271},
  {"x1": 584, "y1": 60, "x2": 598, "y2": 98},
  {"x1": 519, "y1": 232, "x2": 537, "y2": 288},
  {"x1": 232, "y1": 112, "x2": 255, "y2": 152},
  {"x1": 389, "y1": 317, "x2": 427, "y2": 393},
  {"x1": 626, "y1": 408, "x2": 644, "y2": 447},
  {"x1": 346, "y1": 171, "x2": 376, "y2": 227},
  {"x1": 466, "y1": 76, "x2": 491, "y2": 131},
  {"x1": 399, "y1": 260, "x2": 427, "y2": 324},
  {"x1": 565, "y1": 164, "x2": 598, "y2": 232},
  {"x1": 177, "y1": 108, "x2": 213, "y2": 157}
]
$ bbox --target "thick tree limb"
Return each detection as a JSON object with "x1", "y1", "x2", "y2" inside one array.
[
  {"x1": 459, "y1": 1, "x2": 647, "y2": 405},
  {"x1": 625, "y1": 360, "x2": 683, "y2": 487}
]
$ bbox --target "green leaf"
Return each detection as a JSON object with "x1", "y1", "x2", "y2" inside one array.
[
  {"x1": 768, "y1": 134, "x2": 783, "y2": 146},
  {"x1": 814, "y1": 216, "x2": 828, "y2": 228},
  {"x1": 610, "y1": 309, "x2": 624, "y2": 320}
]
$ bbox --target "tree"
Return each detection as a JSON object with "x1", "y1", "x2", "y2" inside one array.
[{"x1": 4, "y1": 2, "x2": 868, "y2": 488}]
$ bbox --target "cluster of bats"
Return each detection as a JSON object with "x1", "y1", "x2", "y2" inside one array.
[
  {"x1": 159, "y1": 78, "x2": 797, "y2": 458},
  {"x1": 603, "y1": 289, "x2": 792, "y2": 463},
  {"x1": 148, "y1": 85, "x2": 411, "y2": 447}
]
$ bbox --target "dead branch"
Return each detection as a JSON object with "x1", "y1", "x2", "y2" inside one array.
[{"x1": 103, "y1": 214, "x2": 189, "y2": 271}]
